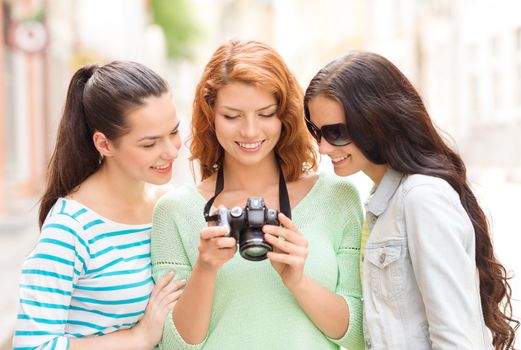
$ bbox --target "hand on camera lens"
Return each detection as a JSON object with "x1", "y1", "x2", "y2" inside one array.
[{"x1": 263, "y1": 213, "x2": 309, "y2": 291}]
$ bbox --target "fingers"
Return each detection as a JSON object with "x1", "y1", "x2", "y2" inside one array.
[
  {"x1": 150, "y1": 271, "x2": 174, "y2": 299},
  {"x1": 215, "y1": 237, "x2": 236, "y2": 248},
  {"x1": 198, "y1": 225, "x2": 238, "y2": 268},
  {"x1": 157, "y1": 271, "x2": 175, "y2": 287},
  {"x1": 198, "y1": 243, "x2": 237, "y2": 265},
  {"x1": 267, "y1": 251, "x2": 305, "y2": 266},
  {"x1": 200, "y1": 226, "x2": 231, "y2": 240},
  {"x1": 145, "y1": 279, "x2": 186, "y2": 326},
  {"x1": 263, "y1": 214, "x2": 308, "y2": 268},
  {"x1": 155, "y1": 278, "x2": 186, "y2": 303},
  {"x1": 264, "y1": 233, "x2": 307, "y2": 256},
  {"x1": 206, "y1": 205, "x2": 225, "y2": 228},
  {"x1": 164, "y1": 287, "x2": 184, "y2": 304},
  {"x1": 263, "y1": 222, "x2": 307, "y2": 247},
  {"x1": 149, "y1": 275, "x2": 185, "y2": 306},
  {"x1": 159, "y1": 287, "x2": 184, "y2": 313},
  {"x1": 199, "y1": 231, "x2": 236, "y2": 250},
  {"x1": 169, "y1": 278, "x2": 187, "y2": 291},
  {"x1": 200, "y1": 226, "x2": 236, "y2": 251},
  {"x1": 278, "y1": 213, "x2": 298, "y2": 232}
]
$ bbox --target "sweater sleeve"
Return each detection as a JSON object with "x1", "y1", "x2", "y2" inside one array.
[
  {"x1": 151, "y1": 193, "x2": 207, "y2": 350},
  {"x1": 327, "y1": 184, "x2": 365, "y2": 350},
  {"x1": 12, "y1": 213, "x2": 90, "y2": 350}
]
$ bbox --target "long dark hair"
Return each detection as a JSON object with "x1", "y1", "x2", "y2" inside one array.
[
  {"x1": 304, "y1": 51, "x2": 518, "y2": 349},
  {"x1": 39, "y1": 61, "x2": 169, "y2": 227}
]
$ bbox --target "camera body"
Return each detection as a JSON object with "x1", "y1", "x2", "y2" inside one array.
[{"x1": 217, "y1": 197, "x2": 278, "y2": 261}]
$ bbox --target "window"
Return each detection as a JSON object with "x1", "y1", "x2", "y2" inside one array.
[
  {"x1": 492, "y1": 70, "x2": 501, "y2": 111},
  {"x1": 469, "y1": 75, "x2": 480, "y2": 117},
  {"x1": 516, "y1": 27, "x2": 521, "y2": 50}
]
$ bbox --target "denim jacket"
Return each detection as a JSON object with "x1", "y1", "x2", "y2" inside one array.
[{"x1": 362, "y1": 168, "x2": 493, "y2": 350}]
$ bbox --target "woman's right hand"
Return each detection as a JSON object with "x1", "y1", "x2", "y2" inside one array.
[
  {"x1": 132, "y1": 271, "x2": 186, "y2": 349},
  {"x1": 166, "y1": 224, "x2": 235, "y2": 345},
  {"x1": 197, "y1": 225, "x2": 237, "y2": 271}
]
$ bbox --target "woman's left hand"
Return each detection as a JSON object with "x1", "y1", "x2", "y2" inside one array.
[{"x1": 263, "y1": 213, "x2": 309, "y2": 291}]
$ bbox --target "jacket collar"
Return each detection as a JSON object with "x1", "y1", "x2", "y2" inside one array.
[{"x1": 366, "y1": 167, "x2": 404, "y2": 216}]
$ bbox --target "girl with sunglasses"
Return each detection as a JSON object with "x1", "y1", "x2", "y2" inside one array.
[
  {"x1": 304, "y1": 51, "x2": 518, "y2": 349},
  {"x1": 13, "y1": 61, "x2": 185, "y2": 350},
  {"x1": 150, "y1": 39, "x2": 365, "y2": 349}
]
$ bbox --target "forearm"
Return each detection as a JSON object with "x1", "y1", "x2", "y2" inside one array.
[
  {"x1": 69, "y1": 326, "x2": 149, "y2": 350},
  {"x1": 289, "y1": 275, "x2": 349, "y2": 339},
  {"x1": 172, "y1": 261, "x2": 217, "y2": 344}
]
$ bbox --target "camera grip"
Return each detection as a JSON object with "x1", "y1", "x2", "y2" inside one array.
[
  {"x1": 266, "y1": 208, "x2": 279, "y2": 225},
  {"x1": 216, "y1": 207, "x2": 231, "y2": 236}
]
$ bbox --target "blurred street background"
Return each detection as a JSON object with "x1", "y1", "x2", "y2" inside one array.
[{"x1": 1, "y1": 0, "x2": 520, "y2": 348}]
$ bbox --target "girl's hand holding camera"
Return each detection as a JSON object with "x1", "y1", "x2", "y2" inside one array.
[
  {"x1": 263, "y1": 213, "x2": 309, "y2": 291},
  {"x1": 198, "y1": 222, "x2": 237, "y2": 271}
]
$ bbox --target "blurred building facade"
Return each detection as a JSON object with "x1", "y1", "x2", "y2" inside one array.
[
  {"x1": 371, "y1": 0, "x2": 521, "y2": 182},
  {"x1": 2, "y1": 0, "x2": 521, "y2": 211},
  {"x1": 1, "y1": 0, "x2": 47, "y2": 214},
  {"x1": 196, "y1": 0, "x2": 521, "y2": 183},
  {"x1": 0, "y1": 0, "x2": 172, "y2": 217},
  {"x1": 452, "y1": 0, "x2": 521, "y2": 181}
]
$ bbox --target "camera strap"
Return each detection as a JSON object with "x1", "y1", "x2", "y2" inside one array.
[{"x1": 204, "y1": 156, "x2": 292, "y2": 222}]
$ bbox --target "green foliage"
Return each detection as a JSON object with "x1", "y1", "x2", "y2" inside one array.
[{"x1": 150, "y1": 0, "x2": 199, "y2": 59}]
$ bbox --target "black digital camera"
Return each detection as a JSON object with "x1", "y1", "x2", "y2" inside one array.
[{"x1": 217, "y1": 197, "x2": 278, "y2": 261}]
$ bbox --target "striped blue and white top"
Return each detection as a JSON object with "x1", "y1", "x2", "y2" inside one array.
[{"x1": 13, "y1": 198, "x2": 154, "y2": 350}]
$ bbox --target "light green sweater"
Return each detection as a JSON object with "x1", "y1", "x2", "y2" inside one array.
[{"x1": 151, "y1": 172, "x2": 364, "y2": 350}]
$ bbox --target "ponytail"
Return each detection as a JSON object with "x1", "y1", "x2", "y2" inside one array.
[
  {"x1": 39, "y1": 65, "x2": 100, "y2": 227},
  {"x1": 39, "y1": 61, "x2": 169, "y2": 228}
]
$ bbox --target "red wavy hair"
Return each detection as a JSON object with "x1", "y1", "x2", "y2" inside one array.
[{"x1": 190, "y1": 39, "x2": 317, "y2": 181}]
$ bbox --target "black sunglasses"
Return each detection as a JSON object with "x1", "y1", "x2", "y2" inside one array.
[{"x1": 305, "y1": 118, "x2": 352, "y2": 146}]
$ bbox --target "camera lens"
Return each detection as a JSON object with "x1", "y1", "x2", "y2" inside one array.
[
  {"x1": 243, "y1": 245, "x2": 268, "y2": 257},
  {"x1": 239, "y1": 229, "x2": 272, "y2": 261}
]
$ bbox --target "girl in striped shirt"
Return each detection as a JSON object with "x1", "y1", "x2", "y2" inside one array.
[{"x1": 13, "y1": 61, "x2": 186, "y2": 350}]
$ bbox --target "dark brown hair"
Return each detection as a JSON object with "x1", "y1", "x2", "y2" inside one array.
[
  {"x1": 39, "y1": 61, "x2": 169, "y2": 227},
  {"x1": 304, "y1": 51, "x2": 518, "y2": 349},
  {"x1": 190, "y1": 38, "x2": 317, "y2": 181}
]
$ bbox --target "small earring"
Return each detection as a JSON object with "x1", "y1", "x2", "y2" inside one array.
[
  {"x1": 212, "y1": 163, "x2": 219, "y2": 170},
  {"x1": 99, "y1": 153, "x2": 104, "y2": 164}
]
